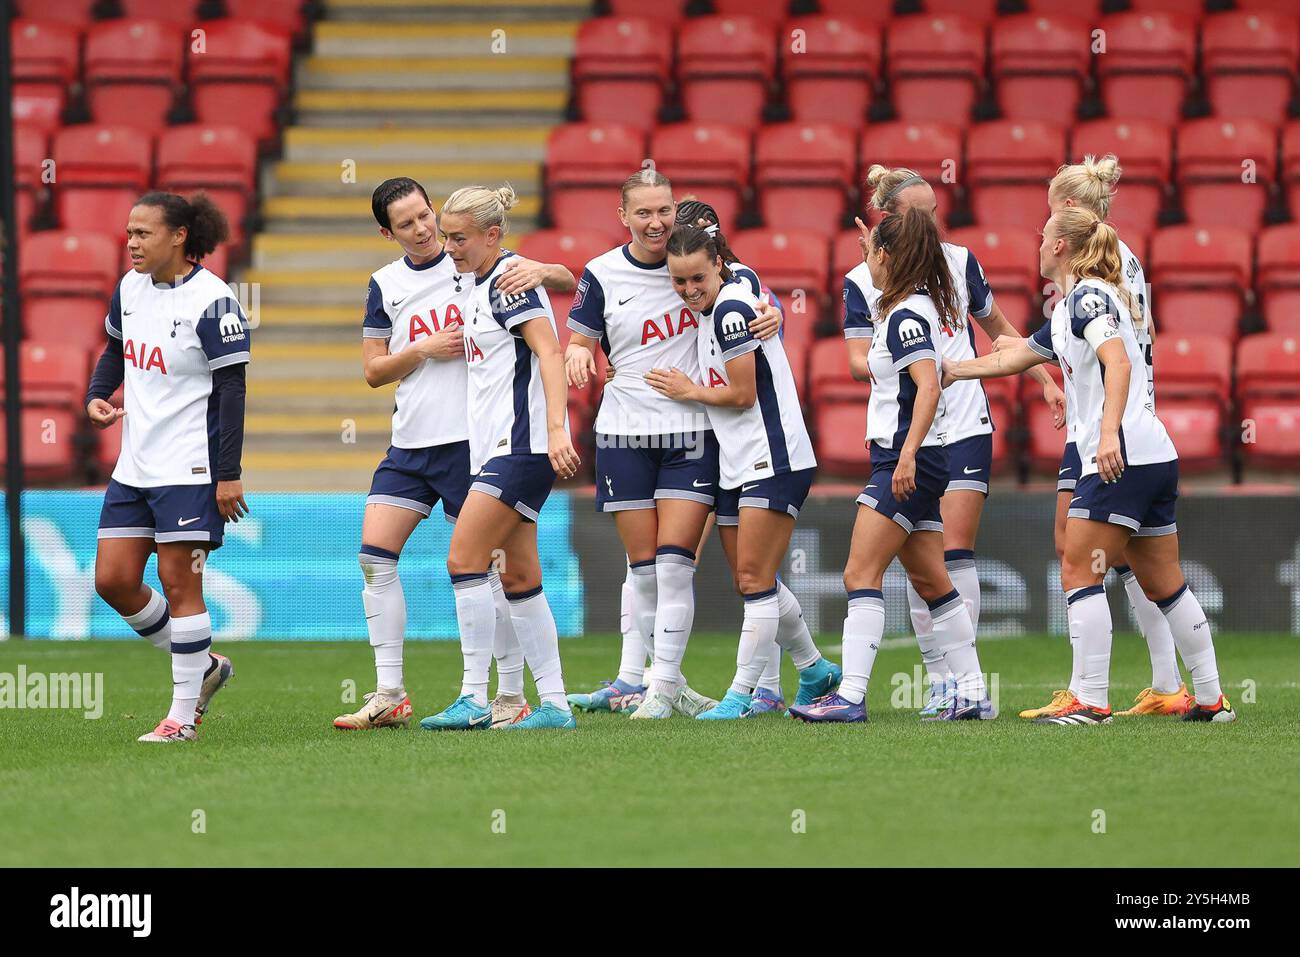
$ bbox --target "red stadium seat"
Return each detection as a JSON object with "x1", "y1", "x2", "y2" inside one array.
[
  {"x1": 51, "y1": 125, "x2": 153, "y2": 235},
  {"x1": 1238, "y1": 399, "x2": 1300, "y2": 467},
  {"x1": 1175, "y1": 118, "x2": 1277, "y2": 230},
  {"x1": 730, "y1": 230, "x2": 831, "y2": 326},
  {"x1": 223, "y1": 0, "x2": 307, "y2": 34},
  {"x1": 815, "y1": 400, "x2": 871, "y2": 477},
  {"x1": 22, "y1": 297, "x2": 108, "y2": 346},
  {"x1": 650, "y1": 124, "x2": 752, "y2": 235},
  {"x1": 518, "y1": 230, "x2": 618, "y2": 284},
  {"x1": 677, "y1": 16, "x2": 778, "y2": 128},
  {"x1": 992, "y1": 15, "x2": 1092, "y2": 124},
  {"x1": 545, "y1": 124, "x2": 647, "y2": 231},
  {"x1": 573, "y1": 18, "x2": 672, "y2": 129},
  {"x1": 0, "y1": 407, "x2": 80, "y2": 482},
  {"x1": 755, "y1": 123, "x2": 857, "y2": 236},
  {"x1": 965, "y1": 121, "x2": 1067, "y2": 231},
  {"x1": 784, "y1": 336, "x2": 809, "y2": 402},
  {"x1": 11, "y1": 19, "x2": 80, "y2": 132},
  {"x1": 1024, "y1": 362, "x2": 1067, "y2": 474},
  {"x1": 84, "y1": 20, "x2": 186, "y2": 134},
  {"x1": 831, "y1": 229, "x2": 866, "y2": 303},
  {"x1": 925, "y1": 0, "x2": 999, "y2": 19},
  {"x1": 1126, "y1": 0, "x2": 1209, "y2": 14},
  {"x1": 1237, "y1": 333, "x2": 1300, "y2": 399},
  {"x1": 14, "y1": 0, "x2": 96, "y2": 23},
  {"x1": 808, "y1": 338, "x2": 864, "y2": 404},
  {"x1": 885, "y1": 15, "x2": 986, "y2": 128},
  {"x1": 781, "y1": 16, "x2": 882, "y2": 127},
  {"x1": 1149, "y1": 226, "x2": 1252, "y2": 340},
  {"x1": 190, "y1": 20, "x2": 293, "y2": 146},
  {"x1": 20, "y1": 232, "x2": 121, "y2": 299},
  {"x1": 1024, "y1": 0, "x2": 1103, "y2": 14},
  {"x1": 1202, "y1": 12, "x2": 1300, "y2": 125},
  {"x1": 946, "y1": 227, "x2": 1042, "y2": 334},
  {"x1": 1257, "y1": 224, "x2": 1300, "y2": 333},
  {"x1": 119, "y1": 0, "x2": 200, "y2": 24},
  {"x1": 58, "y1": 188, "x2": 142, "y2": 238},
  {"x1": 14, "y1": 124, "x2": 46, "y2": 195},
  {"x1": 156, "y1": 124, "x2": 258, "y2": 245},
  {"x1": 711, "y1": 0, "x2": 791, "y2": 19},
  {"x1": 858, "y1": 122, "x2": 963, "y2": 227},
  {"x1": 1096, "y1": 13, "x2": 1197, "y2": 126},
  {"x1": 981, "y1": 376, "x2": 1017, "y2": 471},
  {"x1": 606, "y1": 0, "x2": 688, "y2": 21},
  {"x1": 1159, "y1": 399, "x2": 1226, "y2": 471},
  {"x1": 12, "y1": 342, "x2": 91, "y2": 410},
  {"x1": 1283, "y1": 121, "x2": 1300, "y2": 218},
  {"x1": 817, "y1": 0, "x2": 895, "y2": 17},
  {"x1": 1156, "y1": 334, "x2": 1234, "y2": 404},
  {"x1": 1069, "y1": 119, "x2": 1172, "y2": 235}
]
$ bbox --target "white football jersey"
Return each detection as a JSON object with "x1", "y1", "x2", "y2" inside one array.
[
  {"x1": 106, "y1": 264, "x2": 250, "y2": 487},
  {"x1": 464, "y1": 251, "x2": 568, "y2": 473},
  {"x1": 1029, "y1": 278, "x2": 1176, "y2": 475},
  {"x1": 695, "y1": 280, "x2": 816, "y2": 488},
  {"x1": 568, "y1": 244, "x2": 709, "y2": 437},
  {"x1": 863, "y1": 293, "x2": 949, "y2": 451},
  {"x1": 844, "y1": 242, "x2": 994, "y2": 444},
  {"x1": 363, "y1": 251, "x2": 470, "y2": 449}
]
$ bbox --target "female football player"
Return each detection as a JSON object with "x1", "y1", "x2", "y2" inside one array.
[
  {"x1": 562, "y1": 170, "x2": 781, "y2": 720},
  {"x1": 1017, "y1": 154, "x2": 1191, "y2": 720},
  {"x1": 791, "y1": 208, "x2": 994, "y2": 723},
  {"x1": 844, "y1": 164, "x2": 1066, "y2": 715},
  {"x1": 943, "y1": 207, "x2": 1233, "y2": 724},
  {"x1": 86, "y1": 192, "x2": 248, "y2": 743},
  {"x1": 647, "y1": 225, "x2": 840, "y2": 719},
  {"x1": 417, "y1": 184, "x2": 581, "y2": 731},
  {"x1": 334, "y1": 176, "x2": 576, "y2": 732}
]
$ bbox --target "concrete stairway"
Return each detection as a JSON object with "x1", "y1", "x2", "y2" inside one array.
[{"x1": 240, "y1": 0, "x2": 588, "y2": 490}]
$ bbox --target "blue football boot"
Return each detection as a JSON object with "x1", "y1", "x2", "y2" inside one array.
[
  {"x1": 794, "y1": 658, "x2": 843, "y2": 706},
  {"x1": 749, "y1": 685, "x2": 787, "y2": 715},
  {"x1": 501, "y1": 701, "x2": 577, "y2": 729},
  {"x1": 567, "y1": 678, "x2": 646, "y2": 713},
  {"x1": 696, "y1": 689, "x2": 754, "y2": 720},
  {"x1": 419, "y1": 694, "x2": 492, "y2": 731}
]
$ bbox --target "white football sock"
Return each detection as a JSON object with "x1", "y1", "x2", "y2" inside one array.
[
  {"x1": 774, "y1": 582, "x2": 821, "y2": 670},
  {"x1": 1118, "y1": 566, "x2": 1182, "y2": 694},
  {"x1": 359, "y1": 547, "x2": 405, "y2": 693},
  {"x1": 837, "y1": 589, "x2": 884, "y2": 705},
  {"x1": 452, "y1": 572, "x2": 495, "y2": 707},
  {"x1": 616, "y1": 570, "x2": 647, "y2": 686},
  {"x1": 906, "y1": 580, "x2": 946, "y2": 684},
  {"x1": 508, "y1": 586, "x2": 570, "y2": 709},
  {"x1": 757, "y1": 648, "x2": 783, "y2": 693},
  {"x1": 489, "y1": 571, "x2": 525, "y2": 697},
  {"x1": 167, "y1": 612, "x2": 211, "y2": 725},
  {"x1": 1067, "y1": 585, "x2": 1112, "y2": 710},
  {"x1": 650, "y1": 547, "x2": 696, "y2": 699},
  {"x1": 628, "y1": 559, "x2": 658, "y2": 682},
  {"x1": 1157, "y1": 585, "x2": 1222, "y2": 704},
  {"x1": 731, "y1": 589, "x2": 780, "y2": 696},
  {"x1": 945, "y1": 549, "x2": 981, "y2": 635},
  {"x1": 123, "y1": 586, "x2": 171, "y2": 652},
  {"x1": 930, "y1": 589, "x2": 986, "y2": 701}
]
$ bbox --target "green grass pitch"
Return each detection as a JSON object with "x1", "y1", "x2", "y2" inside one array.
[{"x1": 1, "y1": 633, "x2": 1296, "y2": 867}]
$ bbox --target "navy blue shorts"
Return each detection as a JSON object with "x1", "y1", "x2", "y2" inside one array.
[
  {"x1": 367, "y1": 441, "x2": 471, "y2": 522},
  {"x1": 944, "y1": 433, "x2": 992, "y2": 495},
  {"x1": 594, "y1": 430, "x2": 720, "y2": 512},
  {"x1": 98, "y1": 479, "x2": 225, "y2": 548},
  {"x1": 1069, "y1": 459, "x2": 1179, "y2": 536},
  {"x1": 470, "y1": 453, "x2": 556, "y2": 523},
  {"x1": 856, "y1": 444, "x2": 948, "y2": 535},
  {"x1": 1058, "y1": 441, "x2": 1082, "y2": 493},
  {"x1": 715, "y1": 467, "x2": 816, "y2": 526}
]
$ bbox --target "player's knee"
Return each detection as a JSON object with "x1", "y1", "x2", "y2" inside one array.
[
  {"x1": 94, "y1": 567, "x2": 134, "y2": 607},
  {"x1": 498, "y1": 564, "x2": 533, "y2": 593},
  {"x1": 1059, "y1": 554, "x2": 1101, "y2": 592},
  {"x1": 906, "y1": 571, "x2": 948, "y2": 604},
  {"x1": 445, "y1": 550, "x2": 482, "y2": 579},
  {"x1": 733, "y1": 565, "x2": 772, "y2": 596}
]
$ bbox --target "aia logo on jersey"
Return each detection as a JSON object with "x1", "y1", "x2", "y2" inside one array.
[
  {"x1": 707, "y1": 367, "x2": 727, "y2": 388},
  {"x1": 641, "y1": 309, "x2": 697, "y2": 346},
  {"x1": 122, "y1": 339, "x2": 167, "y2": 374},
  {"x1": 464, "y1": 335, "x2": 484, "y2": 363},
  {"x1": 410, "y1": 304, "x2": 463, "y2": 342}
]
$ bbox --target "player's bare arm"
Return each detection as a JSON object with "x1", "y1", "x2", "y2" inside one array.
[
  {"x1": 979, "y1": 314, "x2": 1065, "y2": 428},
  {"x1": 1095, "y1": 337, "x2": 1131, "y2": 484},
  {"x1": 495, "y1": 257, "x2": 577, "y2": 296},
  {"x1": 565, "y1": 330, "x2": 598, "y2": 387},
  {"x1": 893, "y1": 358, "x2": 941, "y2": 502},
  {"x1": 944, "y1": 337, "x2": 1046, "y2": 388},
  {"x1": 520, "y1": 316, "x2": 580, "y2": 479}
]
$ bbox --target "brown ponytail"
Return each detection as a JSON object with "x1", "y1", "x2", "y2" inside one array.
[{"x1": 871, "y1": 207, "x2": 961, "y2": 333}]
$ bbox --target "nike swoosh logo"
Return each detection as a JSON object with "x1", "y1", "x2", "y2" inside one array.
[
  {"x1": 618, "y1": 296, "x2": 637, "y2": 306},
  {"x1": 962, "y1": 467, "x2": 980, "y2": 475},
  {"x1": 1059, "y1": 468, "x2": 1071, "y2": 474},
  {"x1": 389, "y1": 297, "x2": 409, "y2": 309},
  {"x1": 480, "y1": 472, "x2": 498, "y2": 477},
  {"x1": 177, "y1": 517, "x2": 201, "y2": 527},
  {"x1": 692, "y1": 480, "x2": 711, "y2": 488},
  {"x1": 742, "y1": 484, "x2": 759, "y2": 492},
  {"x1": 1070, "y1": 497, "x2": 1081, "y2": 504},
  {"x1": 123, "y1": 310, "x2": 134, "y2": 316}
]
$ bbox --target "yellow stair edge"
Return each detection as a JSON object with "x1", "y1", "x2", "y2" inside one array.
[
  {"x1": 263, "y1": 196, "x2": 541, "y2": 218},
  {"x1": 257, "y1": 305, "x2": 359, "y2": 325},
  {"x1": 245, "y1": 451, "x2": 383, "y2": 471},
  {"x1": 304, "y1": 56, "x2": 570, "y2": 74},
  {"x1": 275, "y1": 161, "x2": 540, "y2": 183},
  {"x1": 250, "y1": 378, "x2": 395, "y2": 398},
  {"x1": 314, "y1": 21, "x2": 579, "y2": 39},
  {"x1": 254, "y1": 233, "x2": 395, "y2": 253},
  {"x1": 244, "y1": 269, "x2": 375, "y2": 287},
  {"x1": 252, "y1": 342, "x2": 360, "y2": 360},
  {"x1": 296, "y1": 90, "x2": 566, "y2": 111},
  {"x1": 247, "y1": 413, "x2": 389, "y2": 432},
  {"x1": 284, "y1": 127, "x2": 551, "y2": 146}
]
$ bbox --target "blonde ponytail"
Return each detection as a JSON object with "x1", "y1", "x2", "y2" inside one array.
[
  {"x1": 1054, "y1": 206, "x2": 1140, "y2": 323},
  {"x1": 442, "y1": 183, "x2": 518, "y2": 236},
  {"x1": 1049, "y1": 153, "x2": 1122, "y2": 220},
  {"x1": 865, "y1": 164, "x2": 927, "y2": 214}
]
